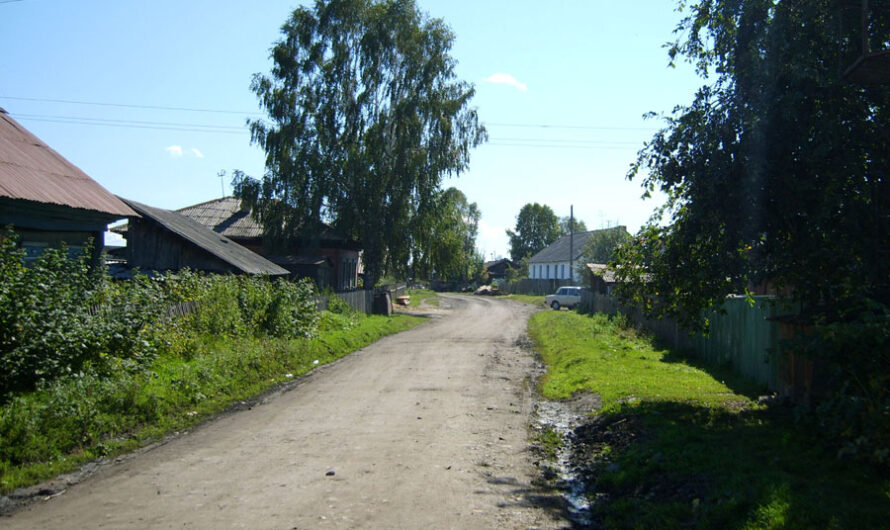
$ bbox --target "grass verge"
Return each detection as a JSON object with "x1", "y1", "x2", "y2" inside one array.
[
  {"x1": 406, "y1": 288, "x2": 440, "y2": 307},
  {"x1": 0, "y1": 312, "x2": 424, "y2": 493},
  {"x1": 507, "y1": 294, "x2": 545, "y2": 306},
  {"x1": 528, "y1": 311, "x2": 890, "y2": 528}
]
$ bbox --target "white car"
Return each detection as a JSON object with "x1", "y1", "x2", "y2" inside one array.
[{"x1": 545, "y1": 286, "x2": 583, "y2": 310}]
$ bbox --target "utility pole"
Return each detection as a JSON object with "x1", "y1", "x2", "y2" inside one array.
[{"x1": 569, "y1": 205, "x2": 574, "y2": 284}]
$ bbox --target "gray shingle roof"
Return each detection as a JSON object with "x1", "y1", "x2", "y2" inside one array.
[
  {"x1": 120, "y1": 198, "x2": 289, "y2": 276},
  {"x1": 176, "y1": 196, "x2": 263, "y2": 239},
  {"x1": 529, "y1": 227, "x2": 627, "y2": 263},
  {"x1": 176, "y1": 196, "x2": 356, "y2": 245}
]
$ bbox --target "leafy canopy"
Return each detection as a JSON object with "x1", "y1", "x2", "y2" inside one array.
[
  {"x1": 409, "y1": 187, "x2": 482, "y2": 281},
  {"x1": 507, "y1": 203, "x2": 560, "y2": 261},
  {"x1": 558, "y1": 215, "x2": 587, "y2": 237},
  {"x1": 614, "y1": 0, "x2": 890, "y2": 330},
  {"x1": 234, "y1": 0, "x2": 486, "y2": 287}
]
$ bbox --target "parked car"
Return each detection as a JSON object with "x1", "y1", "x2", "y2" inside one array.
[{"x1": 545, "y1": 286, "x2": 583, "y2": 310}]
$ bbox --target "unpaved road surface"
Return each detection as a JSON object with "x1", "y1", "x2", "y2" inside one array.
[{"x1": 4, "y1": 295, "x2": 568, "y2": 529}]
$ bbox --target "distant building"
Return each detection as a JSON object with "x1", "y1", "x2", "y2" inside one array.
[
  {"x1": 484, "y1": 258, "x2": 517, "y2": 281},
  {"x1": 586, "y1": 263, "x2": 618, "y2": 295},
  {"x1": 528, "y1": 227, "x2": 628, "y2": 283},
  {"x1": 0, "y1": 108, "x2": 137, "y2": 263}
]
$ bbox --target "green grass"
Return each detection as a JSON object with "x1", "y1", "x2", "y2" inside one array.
[
  {"x1": 0, "y1": 312, "x2": 425, "y2": 493},
  {"x1": 507, "y1": 294, "x2": 545, "y2": 306},
  {"x1": 528, "y1": 311, "x2": 890, "y2": 529},
  {"x1": 406, "y1": 288, "x2": 440, "y2": 307}
]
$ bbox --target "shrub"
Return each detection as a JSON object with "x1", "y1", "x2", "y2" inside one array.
[
  {"x1": 0, "y1": 232, "x2": 167, "y2": 396},
  {"x1": 798, "y1": 298, "x2": 890, "y2": 467}
]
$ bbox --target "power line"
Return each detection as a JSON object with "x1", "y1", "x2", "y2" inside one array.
[
  {"x1": 485, "y1": 122, "x2": 659, "y2": 132},
  {"x1": 0, "y1": 95, "x2": 262, "y2": 116},
  {"x1": 14, "y1": 116, "x2": 249, "y2": 135},
  {"x1": 8, "y1": 110, "x2": 649, "y2": 148},
  {"x1": 13, "y1": 113, "x2": 247, "y2": 131},
  {"x1": 1, "y1": 96, "x2": 658, "y2": 131}
]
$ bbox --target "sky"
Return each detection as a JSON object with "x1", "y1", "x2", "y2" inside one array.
[{"x1": 0, "y1": 0, "x2": 704, "y2": 259}]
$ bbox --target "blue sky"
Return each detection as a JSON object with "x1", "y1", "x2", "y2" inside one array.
[{"x1": 1, "y1": 0, "x2": 703, "y2": 258}]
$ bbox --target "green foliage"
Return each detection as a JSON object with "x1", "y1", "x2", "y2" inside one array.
[
  {"x1": 233, "y1": 0, "x2": 486, "y2": 287},
  {"x1": 617, "y1": 1, "x2": 890, "y2": 331},
  {"x1": 796, "y1": 299, "x2": 890, "y2": 467},
  {"x1": 558, "y1": 215, "x2": 586, "y2": 237},
  {"x1": 0, "y1": 231, "x2": 167, "y2": 396},
  {"x1": 506, "y1": 203, "x2": 560, "y2": 261},
  {"x1": 575, "y1": 226, "x2": 631, "y2": 280},
  {"x1": 613, "y1": 0, "x2": 890, "y2": 470},
  {"x1": 504, "y1": 256, "x2": 529, "y2": 282},
  {"x1": 165, "y1": 272, "x2": 319, "y2": 341},
  {"x1": 410, "y1": 188, "x2": 482, "y2": 282}
]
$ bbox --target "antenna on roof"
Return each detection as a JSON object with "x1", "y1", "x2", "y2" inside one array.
[{"x1": 217, "y1": 170, "x2": 226, "y2": 198}]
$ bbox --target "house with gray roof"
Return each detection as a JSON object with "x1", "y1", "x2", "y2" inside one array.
[
  {"x1": 175, "y1": 197, "x2": 361, "y2": 290},
  {"x1": 118, "y1": 198, "x2": 288, "y2": 276},
  {"x1": 0, "y1": 108, "x2": 137, "y2": 263},
  {"x1": 528, "y1": 226, "x2": 628, "y2": 283}
]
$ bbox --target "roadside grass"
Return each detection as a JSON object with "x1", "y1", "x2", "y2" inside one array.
[
  {"x1": 0, "y1": 313, "x2": 424, "y2": 493},
  {"x1": 406, "y1": 288, "x2": 440, "y2": 307},
  {"x1": 507, "y1": 294, "x2": 545, "y2": 306},
  {"x1": 528, "y1": 311, "x2": 890, "y2": 529}
]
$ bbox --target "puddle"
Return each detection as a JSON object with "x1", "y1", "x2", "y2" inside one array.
[{"x1": 532, "y1": 400, "x2": 595, "y2": 527}]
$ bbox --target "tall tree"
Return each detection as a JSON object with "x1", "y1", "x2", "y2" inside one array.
[
  {"x1": 615, "y1": 0, "x2": 890, "y2": 330},
  {"x1": 558, "y1": 216, "x2": 587, "y2": 237},
  {"x1": 233, "y1": 0, "x2": 486, "y2": 287},
  {"x1": 410, "y1": 187, "x2": 480, "y2": 281},
  {"x1": 506, "y1": 203, "x2": 559, "y2": 261}
]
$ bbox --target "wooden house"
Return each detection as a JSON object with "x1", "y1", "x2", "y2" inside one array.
[
  {"x1": 175, "y1": 197, "x2": 361, "y2": 290},
  {"x1": 0, "y1": 108, "x2": 137, "y2": 263},
  {"x1": 119, "y1": 198, "x2": 288, "y2": 276},
  {"x1": 484, "y1": 258, "x2": 517, "y2": 281}
]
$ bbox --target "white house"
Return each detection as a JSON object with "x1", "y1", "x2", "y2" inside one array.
[{"x1": 528, "y1": 227, "x2": 627, "y2": 283}]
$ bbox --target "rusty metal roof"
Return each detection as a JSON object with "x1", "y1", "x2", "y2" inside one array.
[{"x1": 0, "y1": 109, "x2": 137, "y2": 218}]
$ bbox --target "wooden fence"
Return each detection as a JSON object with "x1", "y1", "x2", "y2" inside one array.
[
  {"x1": 499, "y1": 278, "x2": 573, "y2": 296},
  {"x1": 582, "y1": 291, "x2": 798, "y2": 391},
  {"x1": 315, "y1": 284, "x2": 405, "y2": 315}
]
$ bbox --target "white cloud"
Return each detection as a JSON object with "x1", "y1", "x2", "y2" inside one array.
[
  {"x1": 482, "y1": 73, "x2": 528, "y2": 92},
  {"x1": 165, "y1": 145, "x2": 205, "y2": 159}
]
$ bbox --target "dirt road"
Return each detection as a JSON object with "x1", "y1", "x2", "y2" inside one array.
[{"x1": 4, "y1": 295, "x2": 567, "y2": 529}]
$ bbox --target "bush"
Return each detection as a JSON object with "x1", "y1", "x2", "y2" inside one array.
[
  {"x1": 170, "y1": 272, "x2": 319, "y2": 341},
  {"x1": 798, "y1": 299, "x2": 890, "y2": 467},
  {"x1": 0, "y1": 232, "x2": 167, "y2": 396}
]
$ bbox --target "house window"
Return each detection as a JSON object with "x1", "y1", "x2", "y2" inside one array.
[
  {"x1": 21, "y1": 241, "x2": 48, "y2": 264},
  {"x1": 546, "y1": 264, "x2": 550, "y2": 278},
  {"x1": 561, "y1": 264, "x2": 565, "y2": 278}
]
